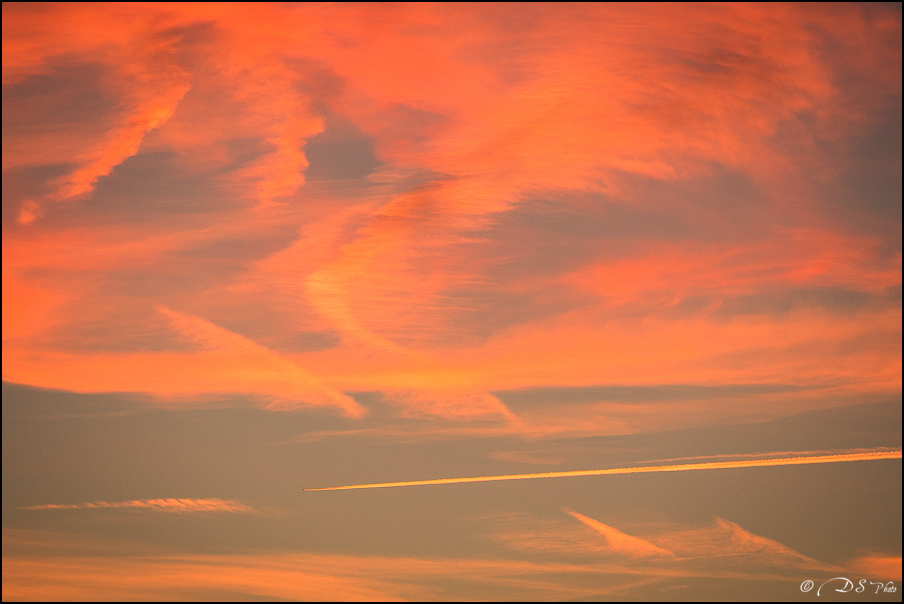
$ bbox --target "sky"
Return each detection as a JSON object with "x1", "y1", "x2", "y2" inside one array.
[{"x1": 2, "y1": 2, "x2": 901, "y2": 601}]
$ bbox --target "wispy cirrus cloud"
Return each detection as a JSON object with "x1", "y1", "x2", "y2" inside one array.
[
  {"x1": 20, "y1": 498, "x2": 254, "y2": 514},
  {"x1": 564, "y1": 510, "x2": 675, "y2": 559},
  {"x1": 0, "y1": 524, "x2": 851, "y2": 602},
  {"x1": 497, "y1": 510, "x2": 834, "y2": 573},
  {"x1": 3, "y1": 306, "x2": 365, "y2": 417},
  {"x1": 3, "y1": 2, "x2": 899, "y2": 429},
  {"x1": 5, "y1": 6, "x2": 192, "y2": 224},
  {"x1": 3, "y1": 5, "x2": 899, "y2": 602}
]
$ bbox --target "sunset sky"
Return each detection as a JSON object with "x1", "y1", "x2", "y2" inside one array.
[{"x1": 2, "y1": 2, "x2": 901, "y2": 601}]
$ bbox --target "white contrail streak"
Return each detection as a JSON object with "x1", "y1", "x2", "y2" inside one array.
[{"x1": 305, "y1": 450, "x2": 901, "y2": 491}]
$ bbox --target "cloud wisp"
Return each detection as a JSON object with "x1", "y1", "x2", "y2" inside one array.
[
  {"x1": 20, "y1": 498, "x2": 255, "y2": 514},
  {"x1": 0, "y1": 522, "x2": 859, "y2": 602},
  {"x1": 305, "y1": 449, "x2": 902, "y2": 491},
  {"x1": 564, "y1": 510, "x2": 675, "y2": 559}
]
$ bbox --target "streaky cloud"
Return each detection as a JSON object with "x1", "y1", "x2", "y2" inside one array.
[
  {"x1": 305, "y1": 449, "x2": 902, "y2": 490},
  {"x1": 639, "y1": 447, "x2": 904, "y2": 464},
  {"x1": 21, "y1": 498, "x2": 255, "y2": 513},
  {"x1": 564, "y1": 509, "x2": 675, "y2": 558}
]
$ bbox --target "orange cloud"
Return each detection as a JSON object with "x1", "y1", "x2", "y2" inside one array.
[
  {"x1": 2, "y1": 2, "x2": 899, "y2": 426},
  {"x1": 494, "y1": 511, "x2": 840, "y2": 578},
  {"x1": 298, "y1": 305, "x2": 900, "y2": 401},
  {"x1": 157, "y1": 306, "x2": 364, "y2": 415},
  {"x1": 4, "y1": 3, "x2": 328, "y2": 222},
  {"x1": 847, "y1": 554, "x2": 903, "y2": 582},
  {"x1": 489, "y1": 510, "x2": 847, "y2": 598},
  {"x1": 384, "y1": 389, "x2": 517, "y2": 421},
  {"x1": 1, "y1": 270, "x2": 66, "y2": 342},
  {"x1": 9, "y1": 24, "x2": 191, "y2": 222},
  {"x1": 556, "y1": 511, "x2": 831, "y2": 572},
  {"x1": 20, "y1": 498, "x2": 254, "y2": 514},
  {"x1": 564, "y1": 510, "x2": 675, "y2": 558},
  {"x1": 707, "y1": 517, "x2": 821, "y2": 565},
  {"x1": 2, "y1": 307, "x2": 365, "y2": 417},
  {"x1": 2, "y1": 524, "x2": 843, "y2": 602},
  {"x1": 566, "y1": 230, "x2": 901, "y2": 306}
]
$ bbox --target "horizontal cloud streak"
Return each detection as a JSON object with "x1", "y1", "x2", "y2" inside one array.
[
  {"x1": 20, "y1": 498, "x2": 255, "y2": 513},
  {"x1": 1, "y1": 528, "x2": 851, "y2": 602},
  {"x1": 639, "y1": 447, "x2": 904, "y2": 464},
  {"x1": 306, "y1": 450, "x2": 902, "y2": 490}
]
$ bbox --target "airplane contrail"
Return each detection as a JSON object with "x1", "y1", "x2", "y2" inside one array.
[{"x1": 305, "y1": 450, "x2": 902, "y2": 491}]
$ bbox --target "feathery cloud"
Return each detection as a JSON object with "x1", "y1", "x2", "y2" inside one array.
[{"x1": 21, "y1": 498, "x2": 254, "y2": 514}]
